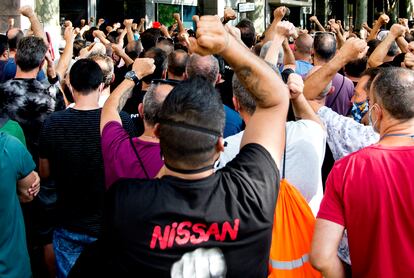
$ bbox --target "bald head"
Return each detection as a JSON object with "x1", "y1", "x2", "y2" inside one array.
[
  {"x1": 295, "y1": 34, "x2": 313, "y2": 56},
  {"x1": 168, "y1": 50, "x2": 189, "y2": 80},
  {"x1": 186, "y1": 54, "x2": 219, "y2": 85}
]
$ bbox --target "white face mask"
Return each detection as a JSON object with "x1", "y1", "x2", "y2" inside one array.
[{"x1": 368, "y1": 104, "x2": 379, "y2": 133}]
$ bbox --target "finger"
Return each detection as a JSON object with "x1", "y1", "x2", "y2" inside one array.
[
  {"x1": 192, "y1": 15, "x2": 200, "y2": 24},
  {"x1": 171, "y1": 258, "x2": 184, "y2": 278},
  {"x1": 182, "y1": 253, "x2": 195, "y2": 278}
]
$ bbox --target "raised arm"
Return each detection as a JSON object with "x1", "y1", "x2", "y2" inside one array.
[
  {"x1": 55, "y1": 26, "x2": 75, "y2": 80},
  {"x1": 264, "y1": 21, "x2": 295, "y2": 66},
  {"x1": 93, "y1": 30, "x2": 111, "y2": 45},
  {"x1": 288, "y1": 73, "x2": 323, "y2": 127},
  {"x1": 100, "y1": 58, "x2": 155, "y2": 133},
  {"x1": 310, "y1": 15, "x2": 326, "y2": 32},
  {"x1": 190, "y1": 16, "x2": 290, "y2": 166},
  {"x1": 304, "y1": 38, "x2": 367, "y2": 101},
  {"x1": 221, "y1": 7, "x2": 237, "y2": 25},
  {"x1": 367, "y1": 14, "x2": 389, "y2": 42},
  {"x1": 111, "y1": 44, "x2": 134, "y2": 67},
  {"x1": 283, "y1": 39, "x2": 296, "y2": 70},
  {"x1": 124, "y1": 19, "x2": 135, "y2": 42},
  {"x1": 20, "y1": 5, "x2": 48, "y2": 47},
  {"x1": 330, "y1": 21, "x2": 345, "y2": 49},
  {"x1": 261, "y1": 6, "x2": 289, "y2": 45},
  {"x1": 368, "y1": 24, "x2": 406, "y2": 68}
]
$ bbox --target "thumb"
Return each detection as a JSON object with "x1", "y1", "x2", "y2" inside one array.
[{"x1": 188, "y1": 37, "x2": 209, "y2": 56}]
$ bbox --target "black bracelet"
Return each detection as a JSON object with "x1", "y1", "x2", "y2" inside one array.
[{"x1": 48, "y1": 75, "x2": 59, "y2": 84}]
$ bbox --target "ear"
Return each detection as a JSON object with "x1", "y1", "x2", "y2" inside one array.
[
  {"x1": 153, "y1": 123, "x2": 160, "y2": 138},
  {"x1": 162, "y1": 70, "x2": 167, "y2": 80},
  {"x1": 183, "y1": 71, "x2": 188, "y2": 80},
  {"x1": 39, "y1": 58, "x2": 45, "y2": 70},
  {"x1": 328, "y1": 86, "x2": 335, "y2": 95},
  {"x1": 111, "y1": 73, "x2": 115, "y2": 84},
  {"x1": 216, "y1": 73, "x2": 222, "y2": 85},
  {"x1": 232, "y1": 96, "x2": 240, "y2": 112},
  {"x1": 138, "y1": 103, "x2": 144, "y2": 118},
  {"x1": 216, "y1": 136, "x2": 225, "y2": 152},
  {"x1": 98, "y1": 83, "x2": 105, "y2": 94}
]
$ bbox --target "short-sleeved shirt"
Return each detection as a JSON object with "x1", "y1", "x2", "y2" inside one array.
[
  {"x1": 325, "y1": 74, "x2": 354, "y2": 116},
  {"x1": 223, "y1": 105, "x2": 243, "y2": 138},
  {"x1": 71, "y1": 143, "x2": 279, "y2": 277},
  {"x1": 39, "y1": 108, "x2": 136, "y2": 237},
  {"x1": 295, "y1": 60, "x2": 313, "y2": 76},
  {"x1": 0, "y1": 132, "x2": 35, "y2": 278},
  {"x1": 0, "y1": 118, "x2": 26, "y2": 146},
  {"x1": 318, "y1": 144, "x2": 414, "y2": 277},
  {"x1": 101, "y1": 121, "x2": 163, "y2": 188},
  {"x1": 0, "y1": 58, "x2": 46, "y2": 82}
]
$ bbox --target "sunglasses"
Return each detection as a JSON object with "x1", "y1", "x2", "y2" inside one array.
[{"x1": 313, "y1": 31, "x2": 336, "y2": 37}]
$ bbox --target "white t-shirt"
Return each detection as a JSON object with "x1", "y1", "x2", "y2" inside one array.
[{"x1": 217, "y1": 120, "x2": 326, "y2": 216}]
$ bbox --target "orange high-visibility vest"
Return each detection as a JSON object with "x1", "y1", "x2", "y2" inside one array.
[{"x1": 268, "y1": 179, "x2": 322, "y2": 278}]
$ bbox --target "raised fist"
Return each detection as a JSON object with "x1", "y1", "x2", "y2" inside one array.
[
  {"x1": 390, "y1": 23, "x2": 407, "y2": 38},
  {"x1": 224, "y1": 7, "x2": 237, "y2": 21},
  {"x1": 339, "y1": 38, "x2": 368, "y2": 62},
  {"x1": 275, "y1": 21, "x2": 297, "y2": 38},
  {"x1": 123, "y1": 19, "x2": 133, "y2": 28},
  {"x1": 20, "y1": 5, "x2": 35, "y2": 18},
  {"x1": 309, "y1": 15, "x2": 318, "y2": 23},
  {"x1": 173, "y1": 13, "x2": 181, "y2": 21},
  {"x1": 140, "y1": 18, "x2": 145, "y2": 24},
  {"x1": 287, "y1": 73, "x2": 304, "y2": 100},
  {"x1": 132, "y1": 58, "x2": 156, "y2": 79},
  {"x1": 378, "y1": 14, "x2": 390, "y2": 24},
  {"x1": 274, "y1": 6, "x2": 288, "y2": 20}
]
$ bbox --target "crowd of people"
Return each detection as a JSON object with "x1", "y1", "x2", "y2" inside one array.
[{"x1": 1, "y1": 4, "x2": 414, "y2": 278}]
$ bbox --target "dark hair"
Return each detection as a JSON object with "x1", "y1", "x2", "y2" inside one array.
[
  {"x1": 83, "y1": 27, "x2": 98, "y2": 42},
  {"x1": 344, "y1": 57, "x2": 368, "y2": 78},
  {"x1": 367, "y1": 39, "x2": 381, "y2": 57},
  {"x1": 387, "y1": 42, "x2": 399, "y2": 57},
  {"x1": 236, "y1": 19, "x2": 256, "y2": 48},
  {"x1": 372, "y1": 67, "x2": 414, "y2": 120},
  {"x1": 125, "y1": 41, "x2": 143, "y2": 60},
  {"x1": 106, "y1": 31, "x2": 119, "y2": 44},
  {"x1": 361, "y1": 67, "x2": 381, "y2": 92},
  {"x1": 232, "y1": 74, "x2": 256, "y2": 115},
  {"x1": 168, "y1": 50, "x2": 188, "y2": 77},
  {"x1": 69, "y1": 59, "x2": 103, "y2": 94},
  {"x1": 73, "y1": 39, "x2": 86, "y2": 58},
  {"x1": 186, "y1": 54, "x2": 219, "y2": 85},
  {"x1": 313, "y1": 32, "x2": 337, "y2": 61},
  {"x1": 158, "y1": 77, "x2": 225, "y2": 169},
  {"x1": 142, "y1": 47, "x2": 168, "y2": 84},
  {"x1": 7, "y1": 29, "x2": 24, "y2": 50},
  {"x1": 15, "y1": 36, "x2": 48, "y2": 72},
  {"x1": 140, "y1": 28, "x2": 162, "y2": 51},
  {"x1": 0, "y1": 35, "x2": 8, "y2": 55}
]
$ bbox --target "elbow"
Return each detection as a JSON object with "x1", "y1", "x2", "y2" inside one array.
[{"x1": 310, "y1": 248, "x2": 334, "y2": 273}]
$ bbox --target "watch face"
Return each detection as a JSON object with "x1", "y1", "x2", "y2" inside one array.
[{"x1": 125, "y1": 71, "x2": 136, "y2": 79}]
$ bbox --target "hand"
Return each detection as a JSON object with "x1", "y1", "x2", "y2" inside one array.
[
  {"x1": 274, "y1": 6, "x2": 288, "y2": 20},
  {"x1": 338, "y1": 38, "x2": 368, "y2": 62},
  {"x1": 336, "y1": 20, "x2": 342, "y2": 26},
  {"x1": 28, "y1": 172, "x2": 40, "y2": 197},
  {"x1": 64, "y1": 20, "x2": 73, "y2": 28},
  {"x1": 378, "y1": 14, "x2": 390, "y2": 25},
  {"x1": 140, "y1": 18, "x2": 145, "y2": 25},
  {"x1": 298, "y1": 28, "x2": 308, "y2": 35},
  {"x1": 390, "y1": 23, "x2": 407, "y2": 38},
  {"x1": 171, "y1": 248, "x2": 227, "y2": 278},
  {"x1": 98, "y1": 18, "x2": 105, "y2": 25},
  {"x1": 123, "y1": 19, "x2": 133, "y2": 28},
  {"x1": 111, "y1": 44, "x2": 124, "y2": 56},
  {"x1": 64, "y1": 26, "x2": 74, "y2": 42},
  {"x1": 173, "y1": 13, "x2": 181, "y2": 21},
  {"x1": 330, "y1": 22, "x2": 341, "y2": 33},
  {"x1": 224, "y1": 7, "x2": 237, "y2": 21},
  {"x1": 189, "y1": 15, "x2": 230, "y2": 56},
  {"x1": 404, "y1": 52, "x2": 414, "y2": 69},
  {"x1": 309, "y1": 15, "x2": 318, "y2": 23},
  {"x1": 275, "y1": 21, "x2": 297, "y2": 38},
  {"x1": 132, "y1": 58, "x2": 156, "y2": 79},
  {"x1": 225, "y1": 24, "x2": 241, "y2": 41},
  {"x1": 20, "y1": 5, "x2": 35, "y2": 18},
  {"x1": 328, "y1": 19, "x2": 336, "y2": 25},
  {"x1": 93, "y1": 29, "x2": 104, "y2": 37},
  {"x1": 159, "y1": 24, "x2": 169, "y2": 36},
  {"x1": 287, "y1": 73, "x2": 304, "y2": 100},
  {"x1": 362, "y1": 22, "x2": 369, "y2": 29},
  {"x1": 74, "y1": 27, "x2": 81, "y2": 35}
]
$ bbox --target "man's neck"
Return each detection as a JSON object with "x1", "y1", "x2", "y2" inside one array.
[
  {"x1": 379, "y1": 117, "x2": 414, "y2": 146},
  {"x1": 313, "y1": 57, "x2": 328, "y2": 66},
  {"x1": 15, "y1": 67, "x2": 38, "y2": 79},
  {"x1": 167, "y1": 72, "x2": 185, "y2": 81},
  {"x1": 295, "y1": 53, "x2": 311, "y2": 63},
  {"x1": 8, "y1": 50, "x2": 16, "y2": 59},
  {"x1": 72, "y1": 91, "x2": 100, "y2": 111},
  {"x1": 139, "y1": 124, "x2": 159, "y2": 142}
]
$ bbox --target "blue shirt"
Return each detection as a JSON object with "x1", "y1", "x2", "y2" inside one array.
[
  {"x1": 0, "y1": 58, "x2": 46, "y2": 82},
  {"x1": 295, "y1": 60, "x2": 313, "y2": 77},
  {"x1": 223, "y1": 105, "x2": 243, "y2": 138}
]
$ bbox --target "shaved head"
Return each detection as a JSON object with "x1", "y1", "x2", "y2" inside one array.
[{"x1": 295, "y1": 34, "x2": 313, "y2": 55}]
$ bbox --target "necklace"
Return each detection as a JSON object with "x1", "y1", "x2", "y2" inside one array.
[
  {"x1": 380, "y1": 133, "x2": 414, "y2": 140},
  {"x1": 140, "y1": 134, "x2": 157, "y2": 140}
]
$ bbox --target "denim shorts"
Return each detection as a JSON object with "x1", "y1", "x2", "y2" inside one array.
[{"x1": 53, "y1": 228, "x2": 97, "y2": 278}]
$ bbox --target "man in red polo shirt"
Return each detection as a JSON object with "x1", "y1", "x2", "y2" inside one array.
[{"x1": 311, "y1": 67, "x2": 414, "y2": 277}]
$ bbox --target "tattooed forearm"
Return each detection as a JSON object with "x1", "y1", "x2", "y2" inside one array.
[{"x1": 116, "y1": 87, "x2": 133, "y2": 113}]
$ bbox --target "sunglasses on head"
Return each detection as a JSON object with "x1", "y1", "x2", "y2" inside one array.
[
  {"x1": 157, "y1": 36, "x2": 174, "y2": 44},
  {"x1": 151, "y1": 79, "x2": 180, "y2": 86}
]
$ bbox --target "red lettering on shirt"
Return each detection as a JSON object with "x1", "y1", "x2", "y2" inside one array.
[{"x1": 149, "y1": 219, "x2": 240, "y2": 250}]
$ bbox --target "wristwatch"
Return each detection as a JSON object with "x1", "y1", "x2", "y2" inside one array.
[{"x1": 125, "y1": 70, "x2": 140, "y2": 85}]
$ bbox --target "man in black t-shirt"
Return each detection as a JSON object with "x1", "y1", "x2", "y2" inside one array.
[
  {"x1": 71, "y1": 16, "x2": 290, "y2": 278},
  {"x1": 38, "y1": 59, "x2": 137, "y2": 277}
]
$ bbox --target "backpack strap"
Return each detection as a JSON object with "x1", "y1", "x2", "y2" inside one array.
[
  {"x1": 129, "y1": 137, "x2": 150, "y2": 179},
  {"x1": 282, "y1": 130, "x2": 287, "y2": 179}
]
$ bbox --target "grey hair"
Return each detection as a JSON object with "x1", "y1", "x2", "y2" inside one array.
[
  {"x1": 232, "y1": 74, "x2": 256, "y2": 116},
  {"x1": 259, "y1": 41, "x2": 284, "y2": 65},
  {"x1": 143, "y1": 83, "x2": 170, "y2": 126},
  {"x1": 186, "y1": 54, "x2": 219, "y2": 85},
  {"x1": 89, "y1": 54, "x2": 114, "y2": 88}
]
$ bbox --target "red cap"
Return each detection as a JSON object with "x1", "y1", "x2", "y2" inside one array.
[{"x1": 152, "y1": 21, "x2": 161, "y2": 28}]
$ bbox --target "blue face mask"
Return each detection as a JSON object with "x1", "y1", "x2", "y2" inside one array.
[{"x1": 351, "y1": 99, "x2": 369, "y2": 123}]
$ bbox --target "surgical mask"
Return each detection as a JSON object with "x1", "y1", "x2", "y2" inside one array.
[{"x1": 368, "y1": 104, "x2": 379, "y2": 132}]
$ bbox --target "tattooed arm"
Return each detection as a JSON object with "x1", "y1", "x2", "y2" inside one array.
[
  {"x1": 190, "y1": 16, "x2": 289, "y2": 166},
  {"x1": 100, "y1": 58, "x2": 155, "y2": 134}
]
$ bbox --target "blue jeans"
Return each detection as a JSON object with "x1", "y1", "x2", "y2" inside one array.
[{"x1": 53, "y1": 228, "x2": 97, "y2": 278}]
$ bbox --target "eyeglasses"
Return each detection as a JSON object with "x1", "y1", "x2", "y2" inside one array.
[
  {"x1": 157, "y1": 36, "x2": 174, "y2": 44},
  {"x1": 151, "y1": 79, "x2": 180, "y2": 86}
]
